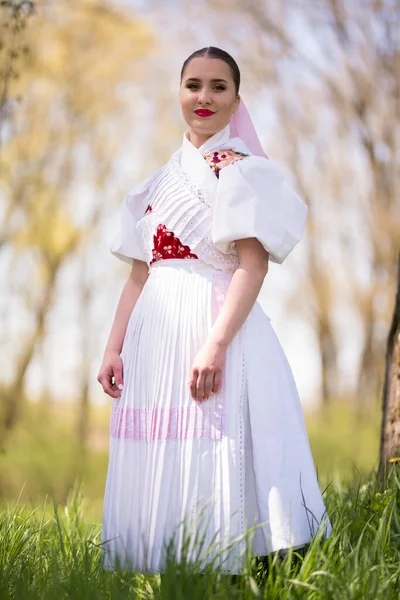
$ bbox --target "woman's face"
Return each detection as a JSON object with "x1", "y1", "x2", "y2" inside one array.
[{"x1": 180, "y1": 56, "x2": 240, "y2": 141}]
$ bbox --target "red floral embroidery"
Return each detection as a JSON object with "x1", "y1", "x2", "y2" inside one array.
[
  {"x1": 202, "y1": 148, "x2": 249, "y2": 178},
  {"x1": 150, "y1": 224, "x2": 198, "y2": 265},
  {"x1": 145, "y1": 204, "x2": 152, "y2": 215}
]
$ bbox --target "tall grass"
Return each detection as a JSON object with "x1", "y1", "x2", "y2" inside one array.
[{"x1": 1, "y1": 467, "x2": 400, "y2": 599}]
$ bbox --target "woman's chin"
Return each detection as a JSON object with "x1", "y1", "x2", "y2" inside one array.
[{"x1": 189, "y1": 120, "x2": 226, "y2": 136}]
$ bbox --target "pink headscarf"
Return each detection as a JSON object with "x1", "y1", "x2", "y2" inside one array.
[{"x1": 229, "y1": 100, "x2": 268, "y2": 159}]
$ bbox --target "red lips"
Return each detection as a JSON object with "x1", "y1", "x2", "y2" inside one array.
[{"x1": 194, "y1": 109, "x2": 215, "y2": 117}]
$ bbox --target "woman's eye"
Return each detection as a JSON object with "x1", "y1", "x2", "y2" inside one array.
[{"x1": 185, "y1": 84, "x2": 225, "y2": 91}]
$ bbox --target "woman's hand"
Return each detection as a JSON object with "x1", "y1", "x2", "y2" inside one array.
[
  {"x1": 188, "y1": 340, "x2": 227, "y2": 401},
  {"x1": 97, "y1": 349, "x2": 124, "y2": 399}
]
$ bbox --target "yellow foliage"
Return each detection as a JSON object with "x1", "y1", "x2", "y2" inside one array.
[
  {"x1": 10, "y1": 7, "x2": 150, "y2": 128},
  {"x1": 15, "y1": 199, "x2": 79, "y2": 260},
  {"x1": 2, "y1": 0, "x2": 155, "y2": 266}
]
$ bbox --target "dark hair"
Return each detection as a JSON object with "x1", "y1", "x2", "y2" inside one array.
[{"x1": 180, "y1": 47, "x2": 240, "y2": 95}]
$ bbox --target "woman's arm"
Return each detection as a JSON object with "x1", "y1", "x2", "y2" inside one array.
[
  {"x1": 188, "y1": 237, "x2": 269, "y2": 401},
  {"x1": 97, "y1": 259, "x2": 149, "y2": 398},
  {"x1": 209, "y1": 237, "x2": 269, "y2": 348}
]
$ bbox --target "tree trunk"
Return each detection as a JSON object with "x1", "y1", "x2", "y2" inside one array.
[
  {"x1": 356, "y1": 316, "x2": 383, "y2": 415},
  {"x1": 379, "y1": 252, "x2": 400, "y2": 478},
  {"x1": 76, "y1": 253, "x2": 93, "y2": 457},
  {"x1": 318, "y1": 318, "x2": 338, "y2": 406},
  {"x1": 77, "y1": 379, "x2": 90, "y2": 457},
  {"x1": 1, "y1": 264, "x2": 58, "y2": 435}
]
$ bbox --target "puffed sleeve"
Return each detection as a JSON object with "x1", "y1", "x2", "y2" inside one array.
[
  {"x1": 108, "y1": 173, "x2": 156, "y2": 265},
  {"x1": 212, "y1": 157, "x2": 307, "y2": 264}
]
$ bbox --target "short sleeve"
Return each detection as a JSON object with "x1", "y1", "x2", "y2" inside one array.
[
  {"x1": 212, "y1": 157, "x2": 307, "y2": 264},
  {"x1": 108, "y1": 173, "x2": 156, "y2": 265}
]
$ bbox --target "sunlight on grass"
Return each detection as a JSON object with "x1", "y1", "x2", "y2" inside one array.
[
  {"x1": 0, "y1": 400, "x2": 396, "y2": 599},
  {"x1": 1, "y1": 466, "x2": 400, "y2": 599},
  {"x1": 306, "y1": 401, "x2": 380, "y2": 487}
]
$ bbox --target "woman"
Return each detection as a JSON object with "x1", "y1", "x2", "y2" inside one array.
[{"x1": 98, "y1": 46, "x2": 331, "y2": 574}]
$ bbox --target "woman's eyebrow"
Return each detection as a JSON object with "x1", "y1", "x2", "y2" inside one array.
[{"x1": 185, "y1": 77, "x2": 228, "y2": 84}]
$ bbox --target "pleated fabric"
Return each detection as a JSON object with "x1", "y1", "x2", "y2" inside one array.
[{"x1": 102, "y1": 259, "x2": 331, "y2": 574}]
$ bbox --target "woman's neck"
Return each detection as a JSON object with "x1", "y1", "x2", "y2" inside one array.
[{"x1": 187, "y1": 129, "x2": 215, "y2": 150}]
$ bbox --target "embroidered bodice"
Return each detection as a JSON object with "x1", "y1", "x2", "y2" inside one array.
[
  {"x1": 142, "y1": 149, "x2": 248, "y2": 268},
  {"x1": 136, "y1": 151, "x2": 247, "y2": 273}
]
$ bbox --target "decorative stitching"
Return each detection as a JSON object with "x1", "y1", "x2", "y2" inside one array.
[
  {"x1": 170, "y1": 155, "x2": 212, "y2": 208},
  {"x1": 238, "y1": 326, "x2": 247, "y2": 560},
  {"x1": 150, "y1": 223, "x2": 199, "y2": 265},
  {"x1": 110, "y1": 403, "x2": 224, "y2": 441},
  {"x1": 202, "y1": 149, "x2": 249, "y2": 179}
]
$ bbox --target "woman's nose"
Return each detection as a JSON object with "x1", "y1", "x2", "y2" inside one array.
[{"x1": 198, "y1": 88, "x2": 212, "y2": 104}]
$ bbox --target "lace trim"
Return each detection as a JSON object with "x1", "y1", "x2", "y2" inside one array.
[
  {"x1": 238, "y1": 325, "x2": 247, "y2": 559},
  {"x1": 110, "y1": 403, "x2": 224, "y2": 441},
  {"x1": 170, "y1": 155, "x2": 212, "y2": 208},
  {"x1": 192, "y1": 235, "x2": 239, "y2": 274}
]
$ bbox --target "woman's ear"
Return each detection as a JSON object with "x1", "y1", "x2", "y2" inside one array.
[{"x1": 232, "y1": 95, "x2": 241, "y2": 114}]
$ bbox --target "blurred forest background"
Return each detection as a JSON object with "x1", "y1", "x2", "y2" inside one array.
[{"x1": 0, "y1": 0, "x2": 398, "y2": 517}]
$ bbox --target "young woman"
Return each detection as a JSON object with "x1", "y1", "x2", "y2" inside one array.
[{"x1": 98, "y1": 46, "x2": 331, "y2": 574}]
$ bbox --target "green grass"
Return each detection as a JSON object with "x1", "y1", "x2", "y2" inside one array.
[
  {"x1": 1, "y1": 467, "x2": 400, "y2": 599},
  {"x1": 0, "y1": 399, "x2": 389, "y2": 598}
]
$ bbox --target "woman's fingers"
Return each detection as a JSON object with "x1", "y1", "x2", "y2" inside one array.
[
  {"x1": 190, "y1": 369, "x2": 216, "y2": 401},
  {"x1": 102, "y1": 375, "x2": 121, "y2": 398},
  {"x1": 195, "y1": 370, "x2": 208, "y2": 401},
  {"x1": 113, "y1": 361, "x2": 124, "y2": 390},
  {"x1": 189, "y1": 369, "x2": 199, "y2": 400},
  {"x1": 203, "y1": 371, "x2": 215, "y2": 399},
  {"x1": 211, "y1": 370, "x2": 222, "y2": 394},
  {"x1": 97, "y1": 362, "x2": 123, "y2": 399},
  {"x1": 100, "y1": 378, "x2": 117, "y2": 398}
]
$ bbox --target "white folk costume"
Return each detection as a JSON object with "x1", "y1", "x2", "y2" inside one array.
[{"x1": 102, "y1": 108, "x2": 331, "y2": 574}]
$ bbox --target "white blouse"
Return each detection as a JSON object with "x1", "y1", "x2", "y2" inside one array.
[{"x1": 109, "y1": 124, "x2": 307, "y2": 269}]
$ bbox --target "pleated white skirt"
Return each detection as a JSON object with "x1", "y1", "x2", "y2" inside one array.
[{"x1": 102, "y1": 259, "x2": 331, "y2": 573}]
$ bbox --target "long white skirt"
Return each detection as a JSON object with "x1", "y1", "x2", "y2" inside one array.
[{"x1": 102, "y1": 258, "x2": 331, "y2": 573}]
